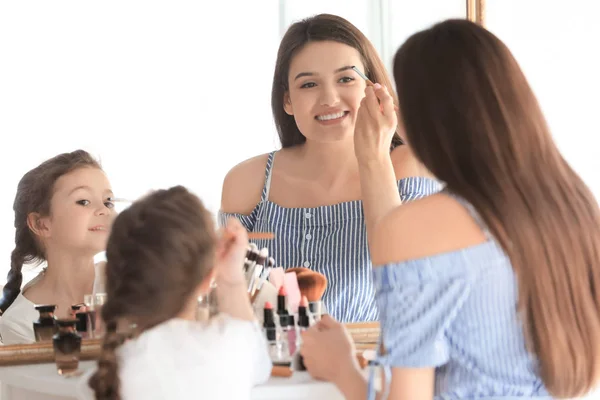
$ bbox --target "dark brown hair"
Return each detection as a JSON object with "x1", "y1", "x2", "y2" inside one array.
[
  {"x1": 0, "y1": 150, "x2": 101, "y2": 315},
  {"x1": 393, "y1": 19, "x2": 600, "y2": 397},
  {"x1": 272, "y1": 13, "x2": 403, "y2": 148},
  {"x1": 88, "y1": 186, "x2": 216, "y2": 400}
]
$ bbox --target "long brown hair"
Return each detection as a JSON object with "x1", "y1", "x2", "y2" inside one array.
[
  {"x1": 0, "y1": 150, "x2": 101, "y2": 315},
  {"x1": 88, "y1": 186, "x2": 216, "y2": 400},
  {"x1": 393, "y1": 19, "x2": 600, "y2": 397},
  {"x1": 272, "y1": 13, "x2": 403, "y2": 148}
]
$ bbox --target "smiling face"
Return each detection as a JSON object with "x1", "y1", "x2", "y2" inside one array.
[
  {"x1": 36, "y1": 167, "x2": 117, "y2": 256},
  {"x1": 284, "y1": 40, "x2": 368, "y2": 144}
]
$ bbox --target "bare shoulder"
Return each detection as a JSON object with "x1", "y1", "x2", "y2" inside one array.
[
  {"x1": 390, "y1": 145, "x2": 434, "y2": 180},
  {"x1": 221, "y1": 153, "x2": 271, "y2": 215},
  {"x1": 371, "y1": 193, "x2": 488, "y2": 266}
]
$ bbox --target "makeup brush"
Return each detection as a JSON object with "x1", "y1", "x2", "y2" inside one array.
[
  {"x1": 296, "y1": 272, "x2": 327, "y2": 303},
  {"x1": 256, "y1": 248, "x2": 269, "y2": 267},
  {"x1": 110, "y1": 197, "x2": 135, "y2": 204},
  {"x1": 296, "y1": 272, "x2": 327, "y2": 320},
  {"x1": 248, "y1": 264, "x2": 263, "y2": 295},
  {"x1": 351, "y1": 66, "x2": 374, "y2": 86},
  {"x1": 246, "y1": 242, "x2": 258, "y2": 253},
  {"x1": 225, "y1": 231, "x2": 274, "y2": 247},
  {"x1": 248, "y1": 232, "x2": 275, "y2": 240},
  {"x1": 284, "y1": 267, "x2": 312, "y2": 277},
  {"x1": 245, "y1": 244, "x2": 259, "y2": 261},
  {"x1": 352, "y1": 65, "x2": 399, "y2": 112}
]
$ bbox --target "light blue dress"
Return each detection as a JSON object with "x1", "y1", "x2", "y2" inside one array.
[{"x1": 371, "y1": 191, "x2": 550, "y2": 399}]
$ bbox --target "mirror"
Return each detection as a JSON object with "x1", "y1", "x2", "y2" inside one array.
[{"x1": 0, "y1": 1, "x2": 486, "y2": 335}]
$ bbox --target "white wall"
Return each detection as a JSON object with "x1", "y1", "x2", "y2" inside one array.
[
  {"x1": 0, "y1": 1, "x2": 282, "y2": 281},
  {"x1": 485, "y1": 0, "x2": 600, "y2": 201}
]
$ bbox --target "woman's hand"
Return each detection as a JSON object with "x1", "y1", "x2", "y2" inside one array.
[
  {"x1": 354, "y1": 83, "x2": 398, "y2": 165},
  {"x1": 215, "y1": 218, "x2": 248, "y2": 286},
  {"x1": 300, "y1": 315, "x2": 362, "y2": 387}
]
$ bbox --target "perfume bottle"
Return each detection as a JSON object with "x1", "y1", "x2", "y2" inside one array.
[
  {"x1": 70, "y1": 304, "x2": 82, "y2": 318},
  {"x1": 53, "y1": 319, "x2": 82, "y2": 375},
  {"x1": 33, "y1": 304, "x2": 57, "y2": 342}
]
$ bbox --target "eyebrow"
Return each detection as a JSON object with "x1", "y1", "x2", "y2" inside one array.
[
  {"x1": 69, "y1": 186, "x2": 114, "y2": 196},
  {"x1": 294, "y1": 65, "x2": 356, "y2": 81}
]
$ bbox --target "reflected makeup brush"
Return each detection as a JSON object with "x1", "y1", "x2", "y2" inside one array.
[
  {"x1": 297, "y1": 272, "x2": 327, "y2": 302},
  {"x1": 352, "y1": 65, "x2": 399, "y2": 112},
  {"x1": 248, "y1": 232, "x2": 275, "y2": 240},
  {"x1": 296, "y1": 272, "x2": 327, "y2": 320},
  {"x1": 351, "y1": 66, "x2": 374, "y2": 86},
  {"x1": 246, "y1": 243, "x2": 259, "y2": 259},
  {"x1": 284, "y1": 267, "x2": 312, "y2": 277},
  {"x1": 256, "y1": 248, "x2": 269, "y2": 268},
  {"x1": 110, "y1": 197, "x2": 134, "y2": 203}
]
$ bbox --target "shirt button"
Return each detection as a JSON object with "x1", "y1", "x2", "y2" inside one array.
[
  {"x1": 305, "y1": 234, "x2": 312, "y2": 240},
  {"x1": 305, "y1": 212, "x2": 312, "y2": 219},
  {"x1": 303, "y1": 261, "x2": 310, "y2": 267}
]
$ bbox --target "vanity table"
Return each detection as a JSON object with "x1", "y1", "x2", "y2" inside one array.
[{"x1": 0, "y1": 361, "x2": 348, "y2": 400}]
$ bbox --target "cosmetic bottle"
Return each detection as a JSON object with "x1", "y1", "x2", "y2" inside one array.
[
  {"x1": 296, "y1": 296, "x2": 311, "y2": 371},
  {"x1": 53, "y1": 319, "x2": 82, "y2": 375},
  {"x1": 33, "y1": 304, "x2": 57, "y2": 342}
]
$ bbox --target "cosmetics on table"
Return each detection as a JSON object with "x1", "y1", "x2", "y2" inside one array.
[
  {"x1": 82, "y1": 295, "x2": 97, "y2": 336},
  {"x1": 256, "y1": 248, "x2": 268, "y2": 270},
  {"x1": 69, "y1": 304, "x2": 91, "y2": 337},
  {"x1": 33, "y1": 304, "x2": 57, "y2": 342},
  {"x1": 70, "y1": 304, "x2": 83, "y2": 318},
  {"x1": 82, "y1": 293, "x2": 107, "y2": 338},
  {"x1": 286, "y1": 314, "x2": 298, "y2": 355},
  {"x1": 276, "y1": 286, "x2": 296, "y2": 358},
  {"x1": 247, "y1": 247, "x2": 276, "y2": 302},
  {"x1": 53, "y1": 319, "x2": 82, "y2": 375},
  {"x1": 296, "y1": 296, "x2": 311, "y2": 371},
  {"x1": 263, "y1": 302, "x2": 281, "y2": 360},
  {"x1": 296, "y1": 271, "x2": 328, "y2": 322},
  {"x1": 246, "y1": 243, "x2": 259, "y2": 263}
]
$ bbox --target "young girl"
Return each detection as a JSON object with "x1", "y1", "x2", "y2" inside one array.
[
  {"x1": 220, "y1": 14, "x2": 440, "y2": 323},
  {"x1": 85, "y1": 186, "x2": 271, "y2": 400},
  {"x1": 300, "y1": 20, "x2": 600, "y2": 399},
  {"x1": 0, "y1": 150, "x2": 115, "y2": 344}
]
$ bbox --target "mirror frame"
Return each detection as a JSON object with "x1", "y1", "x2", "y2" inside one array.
[{"x1": 467, "y1": 0, "x2": 486, "y2": 26}]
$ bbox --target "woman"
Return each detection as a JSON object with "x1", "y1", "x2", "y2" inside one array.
[
  {"x1": 300, "y1": 19, "x2": 600, "y2": 399},
  {"x1": 219, "y1": 14, "x2": 439, "y2": 323}
]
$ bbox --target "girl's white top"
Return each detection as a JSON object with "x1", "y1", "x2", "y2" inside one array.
[
  {"x1": 0, "y1": 262, "x2": 107, "y2": 345},
  {"x1": 77, "y1": 314, "x2": 272, "y2": 400}
]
